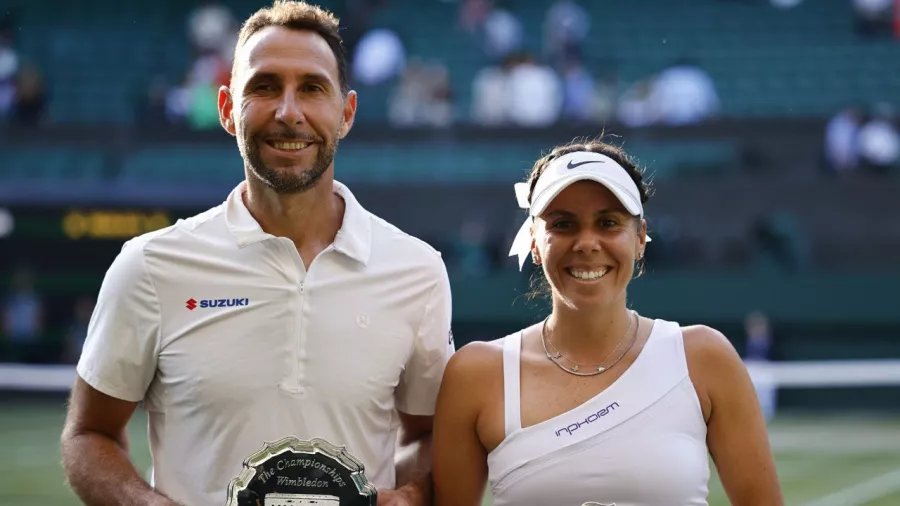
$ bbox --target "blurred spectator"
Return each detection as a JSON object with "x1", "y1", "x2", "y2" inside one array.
[
  {"x1": 188, "y1": 0, "x2": 237, "y2": 60},
  {"x1": 481, "y1": 3, "x2": 523, "y2": 60},
  {"x1": 543, "y1": 0, "x2": 590, "y2": 63},
  {"x1": 62, "y1": 296, "x2": 94, "y2": 364},
  {"x1": 339, "y1": 0, "x2": 388, "y2": 63},
  {"x1": 459, "y1": 0, "x2": 491, "y2": 32},
  {"x1": 186, "y1": 81, "x2": 221, "y2": 131},
  {"x1": 352, "y1": 28, "x2": 406, "y2": 86},
  {"x1": 162, "y1": 80, "x2": 191, "y2": 126},
  {"x1": 0, "y1": 21, "x2": 17, "y2": 121},
  {"x1": 745, "y1": 311, "x2": 774, "y2": 362},
  {"x1": 470, "y1": 55, "x2": 514, "y2": 126},
  {"x1": 824, "y1": 105, "x2": 863, "y2": 173},
  {"x1": 590, "y1": 68, "x2": 621, "y2": 123},
  {"x1": 895, "y1": 0, "x2": 900, "y2": 38},
  {"x1": 649, "y1": 58, "x2": 720, "y2": 126},
  {"x1": 853, "y1": 0, "x2": 894, "y2": 36},
  {"x1": 164, "y1": 72, "x2": 222, "y2": 130},
  {"x1": 770, "y1": 0, "x2": 804, "y2": 8},
  {"x1": 857, "y1": 103, "x2": 900, "y2": 174},
  {"x1": 617, "y1": 59, "x2": 719, "y2": 128},
  {"x1": 744, "y1": 311, "x2": 777, "y2": 423},
  {"x1": 617, "y1": 78, "x2": 658, "y2": 128},
  {"x1": 1, "y1": 267, "x2": 44, "y2": 363},
  {"x1": 458, "y1": 0, "x2": 522, "y2": 59},
  {"x1": 189, "y1": 51, "x2": 231, "y2": 89},
  {"x1": 11, "y1": 63, "x2": 48, "y2": 126},
  {"x1": 388, "y1": 59, "x2": 454, "y2": 128},
  {"x1": 471, "y1": 52, "x2": 565, "y2": 127},
  {"x1": 506, "y1": 53, "x2": 562, "y2": 127},
  {"x1": 145, "y1": 2, "x2": 238, "y2": 129},
  {"x1": 165, "y1": 29, "x2": 232, "y2": 130},
  {"x1": 560, "y1": 56, "x2": 596, "y2": 123}
]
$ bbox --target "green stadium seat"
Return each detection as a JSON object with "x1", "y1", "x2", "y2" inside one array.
[
  {"x1": 119, "y1": 146, "x2": 244, "y2": 184},
  {"x1": 4, "y1": 0, "x2": 896, "y2": 124},
  {"x1": 0, "y1": 148, "x2": 108, "y2": 181}
]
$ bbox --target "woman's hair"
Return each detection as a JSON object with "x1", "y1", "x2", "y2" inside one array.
[{"x1": 524, "y1": 136, "x2": 654, "y2": 301}]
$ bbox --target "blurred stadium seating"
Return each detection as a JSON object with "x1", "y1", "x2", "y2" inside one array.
[
  {"x1": 1, "y1": 0, "x2": 899, "y2": 504},
  {"x1": 3, "y1": 0, "x2": 899, "y2": 123}
]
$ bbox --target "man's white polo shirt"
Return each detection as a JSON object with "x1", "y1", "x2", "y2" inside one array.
[{"x1": 76, "y1": 180, "x2": 454, "y2": 506}]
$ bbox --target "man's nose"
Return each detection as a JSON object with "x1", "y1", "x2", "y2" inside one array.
[{"x1": 275, "y1": 93, "x2": 305, "y2": 125}]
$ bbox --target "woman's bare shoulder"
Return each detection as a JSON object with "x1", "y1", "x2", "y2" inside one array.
[
  {"x1": 436, "y1": 336, "x2": 511, "y2": 423},
  {"x1": 681, "y1": 324, "x2": 742, "y2": 364},
  {"x1": 680, "y1": 324, "x2": 749, "y2": 422},
  {"x1": 444, "y1": 337, "x2": 507, "y2": 383}
]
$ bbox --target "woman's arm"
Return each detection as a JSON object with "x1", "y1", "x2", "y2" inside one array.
[
  {"x1": 432, "y1": 342, "x2": 498, "y2": 506},
  {"x1": 684, "y1": 325, "x2": 784, "y2": 506}
]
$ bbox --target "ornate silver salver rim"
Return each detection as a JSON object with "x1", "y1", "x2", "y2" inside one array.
[{"x1": 224, "y1": 436, "x2": 377, "y2": 506}]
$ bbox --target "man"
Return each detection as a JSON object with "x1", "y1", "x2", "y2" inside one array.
[{"x1": 60, "y1": 2, "x2": 453, "y2": 506}]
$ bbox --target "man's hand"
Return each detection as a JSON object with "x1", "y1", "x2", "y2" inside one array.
[
  {"x1": 377, "y1": 487, "x2": 415, "y2": 506},
  {"x1": 62, "y1": 378, "x2": 181, "y2": 506},
  {"x1": 389, "y1": 412, "x2": 434, "y2": 506}
]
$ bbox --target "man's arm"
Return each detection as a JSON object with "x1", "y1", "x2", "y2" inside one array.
[
  {"x1": 389, "y1": 412, "x2": 435, "y2": 505},
  {"x1": 60, "y1": 237, "x2": 166, "y2": 505},
  {"x1": 387, "y1": 258, "x2": 453, "y2": 505},
  {"x1": 61, "y1": 377, "x2": 180, "y2": 506}
]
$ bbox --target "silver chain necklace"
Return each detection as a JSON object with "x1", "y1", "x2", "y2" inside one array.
[{"x1": 541, "y1": 310, "x2": 640, "y2": 377}]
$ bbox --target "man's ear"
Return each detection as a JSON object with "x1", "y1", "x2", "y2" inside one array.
[
  {"x1": 218, "y1": 85, "x2": 236, "y2": 137},
  {"x1": 338, "y1": 90, "x2": 357, "y2": 139}
]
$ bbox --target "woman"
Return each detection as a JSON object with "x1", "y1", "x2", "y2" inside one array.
[{"x1": 432, "y1": 139, "x2": 783, "y2": 506}]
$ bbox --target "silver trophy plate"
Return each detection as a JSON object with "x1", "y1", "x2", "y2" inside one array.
[{"x1": 224, "y1": 437, "x2": 377, "y2": 506}]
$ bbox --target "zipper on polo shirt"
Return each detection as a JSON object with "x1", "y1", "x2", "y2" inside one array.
[
  {"x1": 276, "y1": 237, "x2": 307, "y2": 394},
  {"x1": 294, "y1": 245, "x2": 334, "y2": 392},
  {"x1": 295, "y1": 279, "x2": 307, "y2": 391}
]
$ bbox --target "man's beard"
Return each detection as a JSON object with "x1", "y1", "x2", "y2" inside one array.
[{"x1": 240, "y1": 125, "x2": 340, "y2": 195}]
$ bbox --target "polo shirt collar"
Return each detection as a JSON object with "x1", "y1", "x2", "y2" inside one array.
[{"x1": 224, "y1": 180, "x2": 372, "y2": 265}]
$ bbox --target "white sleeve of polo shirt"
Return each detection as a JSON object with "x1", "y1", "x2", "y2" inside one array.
[
  {"x1": 396, "y1": 260, "x2": 454, "y2": 416},
  {"x1": 76, "y1": 239, "x2": 161, "y2": 403}
]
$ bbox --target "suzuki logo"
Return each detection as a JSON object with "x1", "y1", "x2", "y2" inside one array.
[{"x1": 186, "y1": 298, "x2": 250, "y2": 310}]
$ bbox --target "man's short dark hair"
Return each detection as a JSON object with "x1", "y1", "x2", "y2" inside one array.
[{"x1": 233, "y1": 0, "x2": 349, "y2": 94}]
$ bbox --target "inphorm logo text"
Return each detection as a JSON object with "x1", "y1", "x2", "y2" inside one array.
[{"x1": 555, "y1": 402, "x2": 620, "y2": 437}]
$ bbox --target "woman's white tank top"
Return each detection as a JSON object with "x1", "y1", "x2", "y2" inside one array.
[{"x1": 487, "y1": 319, "x2": 710, "y2": 506}]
